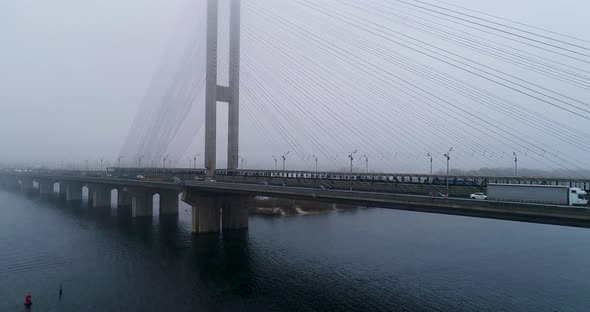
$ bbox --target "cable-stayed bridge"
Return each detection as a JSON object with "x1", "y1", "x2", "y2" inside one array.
[
  {"x1": 121, "y1": 0, "x2": 590, "y2": 181},
  {"x1": 3, "y1": 0, "x2": 590, "y2": 232}
]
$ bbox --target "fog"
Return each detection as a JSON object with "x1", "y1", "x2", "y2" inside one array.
[{"x1": 1, "y1": 0, "x2": 589, "y2": 175}]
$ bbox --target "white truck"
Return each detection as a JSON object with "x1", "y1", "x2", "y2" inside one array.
[{"x1": 487, "y1": 183, "x2": 588, "y2": 206}]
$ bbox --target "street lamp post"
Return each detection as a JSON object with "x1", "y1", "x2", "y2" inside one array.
[
  {"x1": 272, "y1": 155, "x2": 278, "y2": 170},
  {"x1": 427, "y1": 153, "x2": 433, "y2": 175},
  {"x1": 281, "y1": 152, "x2": 289, "y2": 171},
  {"x1": 363, "y1": 154, "x2": 369, "y2": 173},
  {"x1": 513, "y1": 152, "x2": 518, "y2": 177},
  {"x1": 312, "y1": 154, "x2": 318, "y2": 174},
  {"x1": 194, "y1": 154, "x2": 200, "y2": 169},
  {"x1": 163, "y1": 155, "x2": 169, "y2": 169},
  {"x1": 100, "y1": 159, "x2": 103, "y2": 171},
  {"x1": 281, "y1": 152, "x2": 290, "y2": 184},
  {"x1": 349, "y1": 150, "x2": 358, "y2": 191},
  {"x1": 117, "y1": 156, "x2": 123, "y2": 168},
  {"x1": 444, "y1": 147, "x2": 453, "y2": 197}
]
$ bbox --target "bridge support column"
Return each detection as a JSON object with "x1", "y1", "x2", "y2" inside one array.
[
  {"x1": 39, "y1": 179, "x2": 54, "y2": 197},
  {"x1": 12, "y1": 177, "x2": 21, "y2": 189},
  {"x1": 91, "y1": 185, "x2": 111, "y2": 208},
  {"x1": 117, "y1": 189, "x2": 132, "y2": 208},
  {"x1": 222, "y1": 195, "x2": 250, "y2": 231},
  {"x1": 204, "y1": 0, "x2": 241, "y2": 176},
  {"x1": 183, "y1": 191, "x2": 220, "y2": 233},
  {"x1": 160, "y1": 191, "x2": 179, "y2": 216},
  {"x1": 191, "y1": 195, "x2": 220, "y2": 233},
  {"x1": 58, "y1": 182, "x2": 67, "y2": 199},
  {"x1": 20, "y1": 178, "x2": 34, "y2": 193},
  {"x1": 227, "y1": 0, "x2": 241, "y2": 170},
  {"x1": 84, "y1": 185, "x2": 94, "y2": 204},
  {"x1": 182, "y1": 190, "x2": 249, "y2": 233},
  {"x1": 130, "y1": 189, "x2": 153, "y2": 218},
  {"x1": 66, "y1": 183, "x2": 83, "y2": 201}
]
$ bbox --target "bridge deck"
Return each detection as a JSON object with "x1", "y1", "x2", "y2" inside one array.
[{"x1": 2, "y1": 172, "x2": 590, "y2": 228}]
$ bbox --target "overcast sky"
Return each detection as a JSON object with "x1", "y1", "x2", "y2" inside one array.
[
  {"x1": 1, "y1": 0, "x2": 186, "y2": 164},
  {"x1": 2, "y1": 0, "x2": 589, "y2": 173}
]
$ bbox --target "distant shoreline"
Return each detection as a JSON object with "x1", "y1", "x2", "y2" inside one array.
[{"x1": 250, "y1": 197, "x2": 360, "y2": 216}]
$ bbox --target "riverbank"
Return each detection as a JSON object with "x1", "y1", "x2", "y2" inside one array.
[{"x1": 250, "y1": 197, "x2": 360, "y2": 216}]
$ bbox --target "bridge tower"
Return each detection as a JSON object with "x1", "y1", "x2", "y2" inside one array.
[{"x1": 205, "y1": 0, "x2": 241, "y2": 177}]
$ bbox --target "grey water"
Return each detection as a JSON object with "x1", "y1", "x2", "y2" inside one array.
[{"x1": 1, "y1": 189, "x2": 590, "y2": 312}]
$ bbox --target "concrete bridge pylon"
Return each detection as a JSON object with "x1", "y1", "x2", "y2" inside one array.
[{"x1": 205, "y1": 0, "x2": 241, "y2": 177}]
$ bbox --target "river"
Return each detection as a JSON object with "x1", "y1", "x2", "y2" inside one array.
[{"x1": 1, "y1": 188, "x2": 590, "y2": 311}]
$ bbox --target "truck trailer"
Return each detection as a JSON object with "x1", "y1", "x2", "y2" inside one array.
[{"x1": 487, "y1": 183, "x2": 588, "y2": 206}]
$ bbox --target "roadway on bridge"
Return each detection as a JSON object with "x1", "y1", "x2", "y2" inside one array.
[{"x1": 3, "y1": 172, "x2": 590, "y2": 228}]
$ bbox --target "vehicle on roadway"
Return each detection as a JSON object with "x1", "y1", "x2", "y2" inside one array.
[
  {"x1": 470, "y1": 192, "x2": 488, "y2": 200},
  {"x1": 429, "y1": 192, "x2": 447, "y2": 198},
  {"x1": 137, "y1": 175, "x2": 146, "y2": 180},
  {"x1": 206, "y1": 178, "x2": 216, "y2": 183},
  {"x1": 105, "y1": 167, "x2": 590, "y2": 192},
  {"x1": 194, "y1": 176, "x2": 204, "y2": 181},
  {"x1": 487, "y1": 184, "x2": 588, "y2": 206}
]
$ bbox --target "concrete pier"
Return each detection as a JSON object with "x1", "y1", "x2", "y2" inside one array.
[
  {"x1": 20, "y1": 178, "x2": 34, "y2": 193},
  {"x1": 192, "y1": 195, "x2": 221, "y2": 233},
  {"x1": 91, "y1": 185, "x2": 112, "y2": 208},
  {"x1": 58, "y1": 182, "x2": 67, "y2": 198},
  {"x1": 131, "y1": 189, "x2": 153, "y2": 217},
  {"x1": 183, "y1": 190, "x2": 249, "y2": 233},
  {"x1": 222, "y1": 195, "x2": 250, "y2": 231},
  {"x1": 66, "y1": 183, "x2": 83, "y2": 201},
  {"x1": 183, "y1": 191, "x2": 220, "y2": 233},
  {"x1": 160, "y1": 191, "x2": 180, "y2": 216},
  {"x1": 117, "y1": 189, "x2": 132, "y2": 208},
  {"x1": 85, "y1": 185, "x2": 95, "y2": 204},
  {"x1": 39, "y1": 180, "x2": 54, "y2": 197}
]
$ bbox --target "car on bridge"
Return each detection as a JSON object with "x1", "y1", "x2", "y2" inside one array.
[
  {"x1": 429, "y1": 192, "x2": 447, "y2": 198},
  {"x1": 470, "y1": 192, "x2": 488, "y2": 200}
]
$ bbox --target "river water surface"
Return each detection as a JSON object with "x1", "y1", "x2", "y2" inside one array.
[{"x1": 1, "y1": 189, "x2": 590, "y2": 311}]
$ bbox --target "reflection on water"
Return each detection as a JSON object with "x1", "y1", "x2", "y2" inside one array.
[{"x1": 1, "y1": 189, "x2": 590, "y2": 311}]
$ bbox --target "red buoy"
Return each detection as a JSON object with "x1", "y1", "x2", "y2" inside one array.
[{"x1": 24, "y1": 294, "x2": 32, "y2": 306}]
